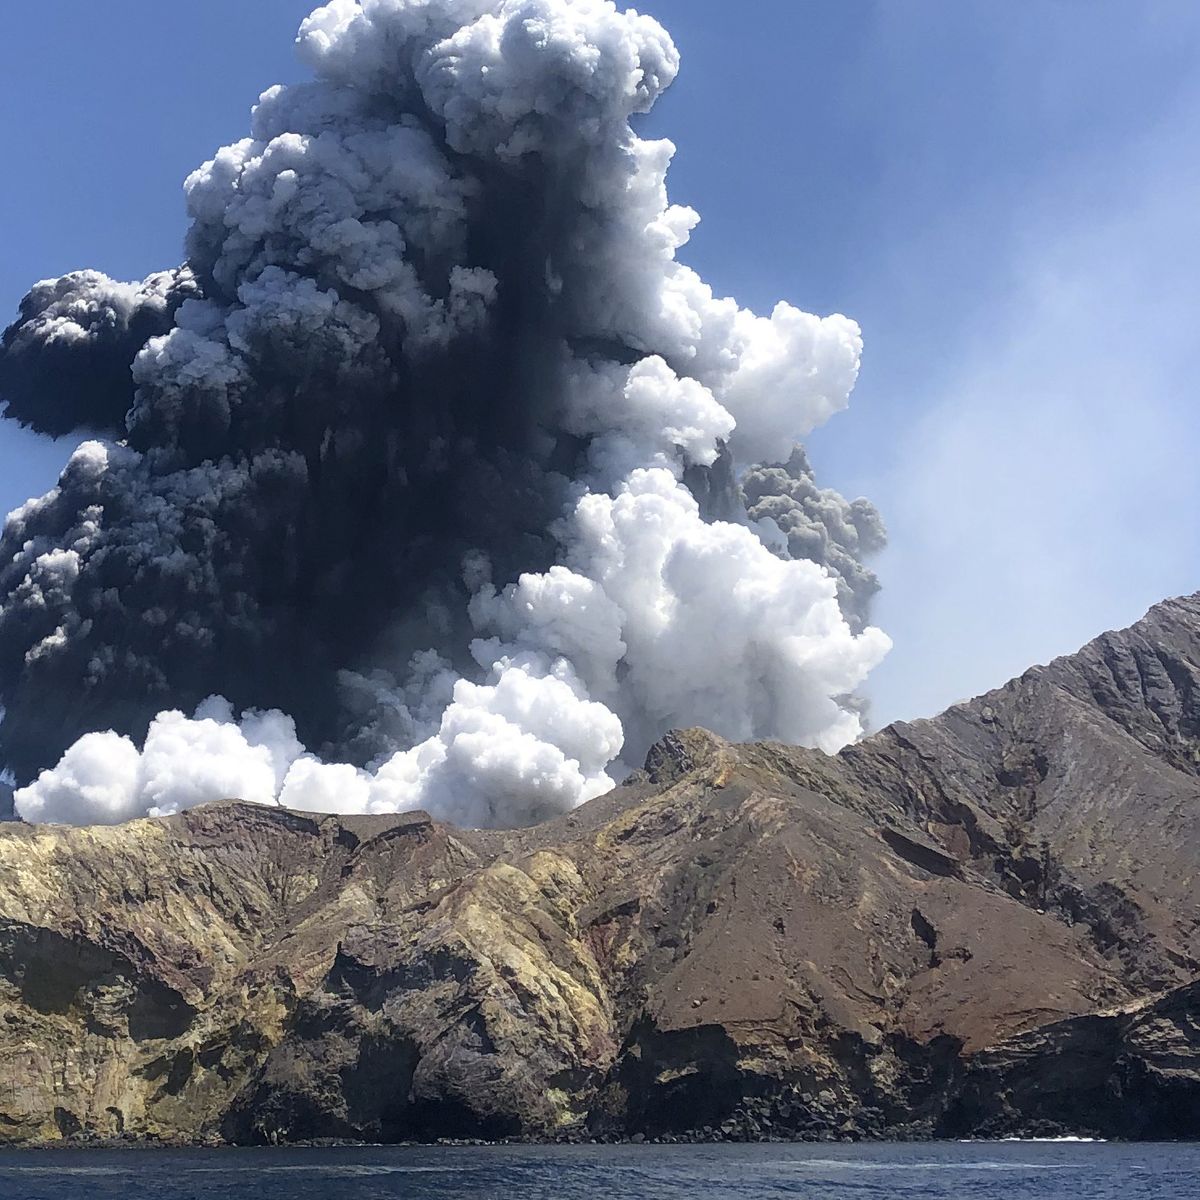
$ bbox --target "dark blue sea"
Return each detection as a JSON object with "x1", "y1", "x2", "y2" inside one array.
[{"x1": 0, "y1": 1142, "x2": 1197, "y2": 1199}]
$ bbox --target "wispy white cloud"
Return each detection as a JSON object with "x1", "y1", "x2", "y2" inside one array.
[{"x1": 867, "y1": 83, "x2": 1200, "y2": 724}]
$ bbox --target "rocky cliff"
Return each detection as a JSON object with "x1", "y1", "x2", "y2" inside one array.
[{"x1": 0, "y1": 593, "x2": 1197, "y2": 1145}]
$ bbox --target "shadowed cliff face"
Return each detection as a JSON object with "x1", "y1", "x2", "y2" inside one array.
[{"x1": 0, "y1": 593, "x2": 1197, "y2": 1145}]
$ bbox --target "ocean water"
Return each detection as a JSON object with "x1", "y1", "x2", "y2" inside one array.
[{"x1": 0, "y1": 1142, "x2": 1196, "y2": 1199}]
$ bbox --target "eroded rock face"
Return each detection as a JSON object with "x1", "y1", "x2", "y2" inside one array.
[
  {"x1": 943, "y1": 981, "x2": 1200, "y2": 1140},
  {"x1": 0, "y1": 594, "x2": 1197, "y2": 1144}
]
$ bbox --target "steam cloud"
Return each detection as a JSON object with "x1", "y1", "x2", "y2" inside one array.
[{"x1": 1, "y1": 0, "x2": 888, "y2": 829}]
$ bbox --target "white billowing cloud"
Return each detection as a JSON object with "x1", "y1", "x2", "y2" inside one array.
[
  {"x1": 718, "y1": 304, "x2": 864, "y2": 466},
  {"x1": 638, "y1": 261, "x2": 864, "y2": 466},
  {"x1": 367, "y1": 657, "x2": 625, "y2": 826},
  {"x1": 279, "y1": 759, "x2": 374, "y2": 816},
  {"x1": 13, "y1": 733, "x2": 144, "y2": 826},
  {"x1": 137, "y1": 710, "x2": 283, "y2": 815},
  {"x1": 563, "y1": 355, "x2": 734, "y2": 486},
  {"x1": 474, "y1": 468, "x2": 890, "y2": 760},
  {"x1": 14, "y1": 704, "x2": 305, "y2": 824},
  {"x1": 18, "y1": 664, "x2": 623, "y2": 829},
  {"x1": 416, "y1": 0, "x2": 680, "y2": 158},
  {"x1": 194, "y1": 696, "x2": 306, "y2": 792}
]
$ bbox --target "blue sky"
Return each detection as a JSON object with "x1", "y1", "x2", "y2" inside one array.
[{"x1": 2, "y1": 1, "x2": 1197, "y2": 726}]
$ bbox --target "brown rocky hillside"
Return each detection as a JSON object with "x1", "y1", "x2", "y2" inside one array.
[{"x1": 0, "y1": 593, "x2": 1197, "y2": 1144}]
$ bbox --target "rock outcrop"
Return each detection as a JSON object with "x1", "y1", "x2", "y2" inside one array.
[{"x1": 0, "y1": 593, "x2": 1197, "y2": 1144}]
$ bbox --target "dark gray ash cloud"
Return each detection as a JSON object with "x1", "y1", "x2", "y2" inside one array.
[
  {"x1": 1, "y1": 0, "x2": 888, "y2": 828},
  {"x1": 743, "y1": 448, "x2": 886, "y2": 632},
  {"x1": 0, "y1": 269, "x2": 198, "y2": 438}
]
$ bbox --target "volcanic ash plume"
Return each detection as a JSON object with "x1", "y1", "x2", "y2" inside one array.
[{"x1": 0, "y1": 0, "x2": 889, "y2": 829}]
